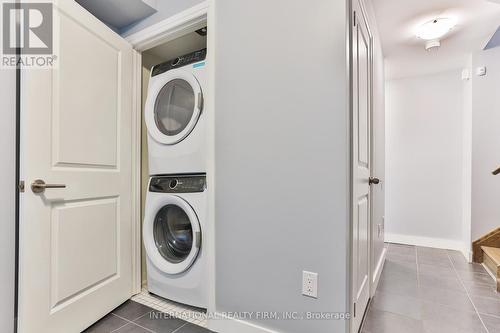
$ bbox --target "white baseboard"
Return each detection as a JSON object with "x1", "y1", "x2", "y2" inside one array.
[
  {"x1": 371, "y1": 247, "x2": 386, "y2": 296},
  {"x1": 208, "y1": 313, "x2": 278, "y2": 333},
  {"x1": 385, "y1": 233, "x2": 470, "y2": 261}
]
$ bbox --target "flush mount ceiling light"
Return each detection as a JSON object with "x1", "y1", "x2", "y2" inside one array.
[{"x1": 415, "y1": 17, "x2": 456, "y2": 51}]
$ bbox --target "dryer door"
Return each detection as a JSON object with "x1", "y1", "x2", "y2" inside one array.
[
  {"x1": 145, "y1": 71, "x2": 203, "y2": 145},
  {"x1": 144, "y1": 195, "x2": 201, "y2": 275}
]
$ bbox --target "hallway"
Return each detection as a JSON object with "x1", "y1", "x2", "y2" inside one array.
[{"x1": 362, "y1": 243, "x2": 500, "y2": 333}]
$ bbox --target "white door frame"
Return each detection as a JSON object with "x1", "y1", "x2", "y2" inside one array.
[{"x1": 125, "y1": 1, "x2": 210, "y2": 296}]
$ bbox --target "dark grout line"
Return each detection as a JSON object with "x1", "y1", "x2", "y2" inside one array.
[
  {"x1": 110, "y1": 313, "x2": 156, "y2": 333},
  {"x1": 109, "y1": 314, "x2": 133, "y2": 333},
  {"x1": 171, "y1": 322, "x2": 189, "y2": 333}
]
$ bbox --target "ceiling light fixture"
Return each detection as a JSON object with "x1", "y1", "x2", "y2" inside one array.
[{"x1": 415, "y1": 17, "x2": 456, "y2": 51}]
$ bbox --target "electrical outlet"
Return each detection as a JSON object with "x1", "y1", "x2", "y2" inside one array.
[{"x1": 302, "y1": 271, "x2": 318, "y2": 298}]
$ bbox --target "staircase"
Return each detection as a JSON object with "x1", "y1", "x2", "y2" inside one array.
[
  {"x1": 481, "y1": 246, "x2": 500, "y2": 292},
  {"x1": 473, "y1": 227, "x2": 500, "y2": 292}
]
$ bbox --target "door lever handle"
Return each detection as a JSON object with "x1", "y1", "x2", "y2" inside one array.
[
  {"x1": 369, "y1": 177, "x2": 380, "y2": 185},
  {"x1": 493, "y1": 167, "x2": 500, "y2": 175},
  {"x1": 31, "y1": 179, "x2": 66, "y2": 194}
]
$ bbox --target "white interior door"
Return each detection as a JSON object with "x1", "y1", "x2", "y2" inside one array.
[
  {"x1": 18, "y1": 1, "x2": 134, "y2": 332},
  {"x1": 351, "y1": 1, "x2": 372, "y2": 332}
]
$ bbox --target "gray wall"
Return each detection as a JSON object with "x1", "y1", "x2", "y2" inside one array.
[
  {"x1": 121, "y1": 0, "x2": 204, "y2": 36},
  {"x1": 213, "y1": 1, "x2": 350, "y2": 332},
  {"x1": 471, "y1": 46, "x2": 500, "y2": 240},
  {"x1": 0, "y1": 68, "x2": 16, "y2": 333}
]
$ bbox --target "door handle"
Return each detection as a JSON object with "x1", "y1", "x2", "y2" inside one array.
[
  {"x1": 31, "y1": 179, "x2": 66, "y2": 194},
  {"x1": 369, "y1": 177, "x2": 380, "y2": 185},
  {"x1": 493, "y1": 167, "x2": 500, "y2": 175}
]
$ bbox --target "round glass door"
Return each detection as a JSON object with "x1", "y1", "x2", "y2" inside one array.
[
  {"x1": 154, "y1": 79, "x2": 195, "y2": 137},
  {"x1": 145, "y1": 71, "x2": 203, "y2": 145},
  {"x1": 153, "y1": 204, "x2": 193, "y2": 264}
]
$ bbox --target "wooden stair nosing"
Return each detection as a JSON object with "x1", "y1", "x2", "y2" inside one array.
[
  {"x1": 472, "y1": 227, "x2": 500, "y2": 263},
  {"x1": 481, "y1": 246, "x2": 500, "y2": 292}
]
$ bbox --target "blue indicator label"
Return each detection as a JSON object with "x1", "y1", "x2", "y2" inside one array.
[{"x1": 193, "y1": 61, "x2": 206, "y2": 69}]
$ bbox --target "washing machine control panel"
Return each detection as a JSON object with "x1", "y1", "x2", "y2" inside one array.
[
  {"x1": 149, "y1": 174, "x2": 206, "y2": 193},
  {"x1": 151, "y1": 48, "x2": 207, "y2": 77}
]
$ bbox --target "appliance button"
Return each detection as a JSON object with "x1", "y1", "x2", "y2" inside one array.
[{"x1": 172, "y1": 57, "x2": 181, "y2": 67}]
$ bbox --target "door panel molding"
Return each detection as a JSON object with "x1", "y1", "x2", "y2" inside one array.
[{"x1": 18, "y1": 1, "x2": 134, "y2": 332}]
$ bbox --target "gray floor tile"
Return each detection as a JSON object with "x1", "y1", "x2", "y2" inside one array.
[
  {"x1": 133, "y1": 311, "x2": 187, "y2": 333},
  {"x1": 386, "y1": 251, "x2": 417, "y2": 263},
  {"x1": 364, "y1": 244, "x2": 499, "y2": 333},
  {"x1": 417, "y1": 263, "x2": 456, "y2": 280},
  {"x1": 420, "y1": 301, "x2": 486, "y2": 333},
  {"x1": 362, "y1": 308, "x2": 423, "y2": 333},
  {"x1": 370, "y1": 291, "x2": 422, "y2": 320},
  {"x1": 422, "y1": 320, "x2": 487, "y2": 333},
  {"x1": 113, "y1": 323, "x2": 152, "y2": 333},
  {"x1": 449, "y1": 252, "x2": 487, "y2": 273},
  {"x1": 382, "y1": 260, "x2": 417, "y2": 278},
  {"x1": 418, "y1": 274, "x2": 466, "y2": 293},
  {"x1": 417, "y1": 247, "x2": 449, "y2": 258},
  {"x1": 454, "y1": 262, "x2": 489, "y2": 274},
  {"x1": 175, "y1": 323, "x2": 214, "y2": 333},
  {"x1": 112, "y1": 301, "x2": 153, "y2": 321},
  {"x1": 417, "y1": 255, "x2": 453, "y2": 268},
  {"x1": 464, "y1": 281, "x2": 500, "y2": 299},
  {"x1": 377, "y1": 275, "x2": 419, "y2": 298},
  {"x1": 447, "y1": 249, "x2": 466, "y2": 261},
  {"x1": 456, "y1": 270, "x2": 496, "y2": 285},
  {"x1": 387, "y1": 243, "x2": 416, "y2": 255},
  {"x1": 471, "y1": 295, "x2": 500, "y2": 317},
  {"x1": 417, "y1": 285, "x2": 475, "y2": 312},
  {"x1": 480, "y1": 313, "x2": 500, "y2": 333},
  {"x1": 83, "y1": 314, "x2": 128, "y2": 333}
]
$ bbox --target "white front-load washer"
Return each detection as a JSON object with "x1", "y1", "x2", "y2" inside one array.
[
  {"x1": 145, "y1": 48, "x2": 207, "y2": 175},
  {"x1": 143, "y1": 174, "x2": 207, "y2": 308}
]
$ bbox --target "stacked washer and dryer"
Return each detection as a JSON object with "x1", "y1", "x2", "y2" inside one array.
[{"x1": 143, "y1": 48, "x2": 208, "y2": 308}]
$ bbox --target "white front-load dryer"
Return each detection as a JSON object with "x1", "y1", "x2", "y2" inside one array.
[
  {"x1": 145, "y1": 49, "x2": 207, "y2": 175},
  {"x1": 143, "y1": 174, "x2": 207, "y2": 308}
]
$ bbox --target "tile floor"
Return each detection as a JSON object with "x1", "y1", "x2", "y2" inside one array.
[
  {"x1": 131, "y1": 288, "x2": 208, "y2": 328},
  {"x1": 85, "y1": 243, "x2": 500, "y2": 333},
  {"x1": 83, "y1": 300, "x2": 214, "y2": 333},
  {"x1": 362, "y1": 243, "x2": 500, "y2": 333}
]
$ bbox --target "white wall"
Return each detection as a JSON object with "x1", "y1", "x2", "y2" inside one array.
[
  {"x1": 471, "y1": 46, "x2": 500, "y2": 240},
  {"x1": 385, "y1": 70, "x2": 467, "y2": 251},
  {"x1": 462, "y1": 56, "x2": 473, "y2": 257},
  {"x1": 211, "y1": 0, "x2": 349, "y2": 332},
  {"x1": 120, "y1": 0, "x2": 204, "y2": 36},
  {"x1": 0, "y1": 68, "x2": 16, "y2": 333}
]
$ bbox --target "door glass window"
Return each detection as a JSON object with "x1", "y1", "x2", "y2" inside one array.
[
  {"x1": 154, "y1": 79, "x2": 195, "y2": 136},
  {"x1": 153, "y1": 204, "x2": 193, "y2": 263}
]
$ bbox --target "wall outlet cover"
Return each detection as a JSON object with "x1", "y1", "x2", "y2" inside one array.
[
  {"x1": 302, "y1": 271, "x2": 318, "y2": 298},
  {"x1": 476, "y1": 67, "x2": 487, "y2": 76}
]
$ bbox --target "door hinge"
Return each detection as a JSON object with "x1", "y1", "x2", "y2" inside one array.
[
  {"x1": 19, "y1": 180, "x2": 25, "y2": 193},
  {"x1": 353, "y1": 302, "x2": 356, "y2": 317},
  {"x1": 353, "y1": 11, "x2": 356, "y2": 26}
]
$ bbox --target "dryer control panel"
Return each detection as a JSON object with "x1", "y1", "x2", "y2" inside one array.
[
  {"x1": 151, "y1": 48, "x2": 207, "y2": 77},
  {"x1": 149, "y1": 174, "x2": 206, "y2": 193}
]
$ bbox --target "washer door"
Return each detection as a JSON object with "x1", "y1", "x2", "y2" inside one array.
[
  {"x1": 144, "y1": 195, "x2": 201, "y2": 275},
  {"x1": 145, "y1": 71, "x2": 203, "y2": 145}
]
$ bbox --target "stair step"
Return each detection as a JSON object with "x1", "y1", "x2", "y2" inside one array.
[{"x1": 480, "y1": 246, "x2": 500, "y2": 292}]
